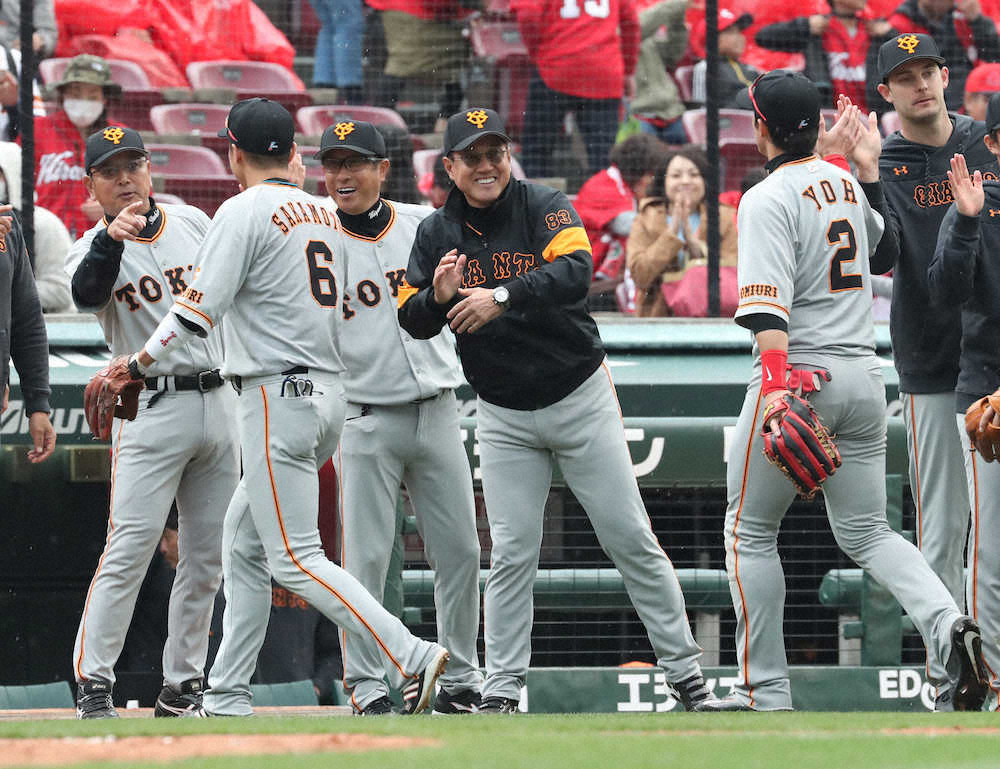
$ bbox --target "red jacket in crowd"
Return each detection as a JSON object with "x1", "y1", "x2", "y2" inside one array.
[
  {"x1": 33, "y1": 110, "x2": 124, "y2": 240},
  {"x1": 511, "y1": 0, "x2": 640, "y2": 99}
]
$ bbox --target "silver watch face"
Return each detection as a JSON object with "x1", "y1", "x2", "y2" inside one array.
[{"x1": 494, "y1": 286, "x2": 510, "y2": 304}]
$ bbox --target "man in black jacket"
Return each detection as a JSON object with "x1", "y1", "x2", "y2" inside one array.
[
  {"x1": 928, "y1": 92, "x2": 1000, "y2": 703},
  {"x1": 876, "y1": 33, "x2": 996, "y2": 652},
  {"x1": 1, "y1": 205, "x2": 55, "y2": 463},
  {"x1": 398, "y1": 107, "x2": 714, "y2": 716}
]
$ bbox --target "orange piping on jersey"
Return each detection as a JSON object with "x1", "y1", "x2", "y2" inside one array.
[
  {"x1": 174, "y1": 300, "x2": 214, "y2": 329},
  {"x1": 737, "y1": 300, "x2": 789, "y2": 315},
  {"x1": 397, "y1": 282, "x2": 418, "y2": 308},
  {"x1": 260, "y1": 387, "x2": 413, "y2": 679},
  {"x1": 76, "y1": 419, "x2": 127, "y2": 681},
  {"x1": 465, "y1": 222, "x2": 483, "y2": 236},
  {"x1": 340, "y1": 201, "x2": 397, "y2": 242},
  {"x1": 730, "y1": 387, "x2": 765, "y2": 708},
  {"x1": 542, "y1": 226, "x2": 591, "y2": 263},
  {"x1": 909, "y1": 395, "x2": 924, "y2": 550},
  {"x1": 773, "y1": 155, "x2": 819, "y2": 170}
]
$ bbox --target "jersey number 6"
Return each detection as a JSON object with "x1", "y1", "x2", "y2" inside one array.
[
  {"x1": 827, "y1": 219, "x2": 863, "y2": 293},
  {"x1": 306, "y1": 240, "x2": 338, "y2": 307}
]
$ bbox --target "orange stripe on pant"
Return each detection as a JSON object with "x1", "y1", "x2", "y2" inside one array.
[
  {"x1": 731, "y1": 388, "x2": 765, "y2": 708},
  {"x1": 75, "y1": 419, "x2": 127, "y2": 681},
  {"x1": 259, "y1": 387, "x2": 414, "y2": 680}
]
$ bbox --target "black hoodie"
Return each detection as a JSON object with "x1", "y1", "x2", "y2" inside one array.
[{"x1": 880, "y1": 112, "x2": 997, "y2": 393}]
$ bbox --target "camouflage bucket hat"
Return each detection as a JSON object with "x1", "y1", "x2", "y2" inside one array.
[{"x1": 52, "y1": 54, "x2": 122, "y2": 96}]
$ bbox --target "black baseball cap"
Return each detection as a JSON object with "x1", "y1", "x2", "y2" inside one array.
[
  {"x1": 877, "y1": 33, "x2": 946, "y2": 82},
  {"x1": 986, "y1": 92, "x2": 1000, "y2": 134},
  {"x1": 218, "y1": 97, "x2": 294, "y2": 156},
  {"x1": 748, "y1": 70, "x2": 821, "y2": 135},
  {"x1": 316, "y1": 119, "x2": 386, "y2": 160},
  {"x1": 84, "y1": 126, "x2": 148, "y2": 174},
  {"x1": 443, "y1": 108, "x2": 511, "y2": 155}
]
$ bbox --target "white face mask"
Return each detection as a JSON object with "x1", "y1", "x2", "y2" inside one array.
[{"x1": 63, "y1": 98, "x2": 104, "y2": 128}]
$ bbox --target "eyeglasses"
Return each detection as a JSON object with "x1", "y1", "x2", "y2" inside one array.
[
  {"x1": 91, "y1": 157, "x2": 147, "y2": 180},
  {"x1": 456, "y1": 146, "x2": 508, "y2": 167},
  {"x1": 322, "y1": 156, "x2": 381, "y2": 172}
]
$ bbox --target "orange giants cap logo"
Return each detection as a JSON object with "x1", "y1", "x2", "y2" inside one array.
[
  {"x1": 102, "y1": 127, "x2": 125, "y2": 145},
  {"x1": 334, "y1": 121, "x2": 355, "y2": 140},
  {"x1": 897, "y1": 35, "x2": 920, "y2": 54},
  {"x1": 466, "y1": 109, "x2": 489, "y2": 128}
]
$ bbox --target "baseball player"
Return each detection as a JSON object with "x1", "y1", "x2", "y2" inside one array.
[
  {"x1": 698, "y1": 70, "x2": 987, "y2": 713},
  {"x1": 876, "y1": 33, "x2": 997, "y2": 609},
  {"x1": 398, "y1": 107, "x2": 714, "y2": 714},
  {"x1": 318, "y1": 120, "x2": 483, "y2": 715},
  {"x1": 124, "y1": 98, "x2": 449, "y2": 716},
  {"x1": 66, "y1": 127, "x2": 238, "y2": 719},
  {"x1": 929, "y1": 94, "x2": 1000, "y2": 701}
]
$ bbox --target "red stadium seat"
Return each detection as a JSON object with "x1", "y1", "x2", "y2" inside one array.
[
  {"x1": 155, "y1": 192, "x2": 187, "y2": 205},
  {"x1": 682, "y1": 109, "x2": 755, "y2": 145},
  {"x1": 296, "y1": 146, "x2": 327, "y2": 180},
  {"x1": 159, "y1": 177, "x2": 241, "y2": 217},
  {"x1": 145, "y1": 144, "x2": 229, "y2": 177},
  {"x1": 412, "y1": 148, "x2": 441, "y2": 180},
  {"x1": 39, "y1": 58, "x2": 152, "y2": 90},
  {"x1": 468, "y1": 19, "x2": 531, "y2": 136},
  {"x1": 186, "y1": 60, "x2": 305, "y2": 92},
  {"x1": 149, "y1": 103, "x2": 231, "y2": 136},
  {"x1": 674, "y1": 65, "x2": 695, "y2": 104},
  {"x1": 719, "y1": 138, "x2": 764, "y2": 192},
  {"x1": 880, "y1": 111, "x2": 902, "y2": 137},
  {"x1": 296, "y1": 104, "x2": 409, "y2": 136}
]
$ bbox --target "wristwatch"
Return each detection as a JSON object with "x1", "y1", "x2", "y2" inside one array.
[{"x1": 492, "y1": 285, "x2": 511, "y2": 310}]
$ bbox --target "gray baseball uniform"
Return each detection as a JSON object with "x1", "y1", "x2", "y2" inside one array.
[
  {"x1": 142, "y1": 180, "x2": 446, "y2": 716},
  {"x1": 725, "y1": 155, "x2": 964, "y2": 709},
  {"x1": 334, "y1": 198, "x2": 482, "y2": 712},
  {"x1": 66, "y1": 203, "x2": 238, "y2": 690}
]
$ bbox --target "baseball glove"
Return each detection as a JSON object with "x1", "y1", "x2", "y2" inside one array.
[
  {"x1": 84, "y1": 355, "x2": 144, "y2": 441},
  {"x1": 761, "y1": 392, "x2": 842, "y2": 499},
  {"x1": 964, "y1": 390, "x2": 1000, "y2": 462}
]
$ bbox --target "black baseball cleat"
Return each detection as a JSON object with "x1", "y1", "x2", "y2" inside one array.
[
  {"x1": 76, "y1": 679, "x2": 118, "y2": 719},
  {"x1": 400, "y1": 646, "x2": 450, "y2": 715},
  {"x1": 694, "y1": 696, "x2": 755, "y2": 712},
  {"x1": 154, "y1": 678, "x2": 208, "y2": 717},
  {"x1": 353, "y1": 695, "x2": 394, "y2": 716},
  {"x1": 668, "y1": 674, "x2": 716, "y2": 711},
  {"x1": 433, "y1": 687, "x2": 482, "y2": 714},
  {"x1": 938, "y1": 616, "x2": 989, "y2": 712},
  {"x1": 478, "y1": 696, "x2": 519, "y2": 714}
]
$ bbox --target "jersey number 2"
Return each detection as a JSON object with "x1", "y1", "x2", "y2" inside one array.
[
  {"x1": 306, "y1": 240, "x2": 338, "y2": 307},
  {"x1": 827, "y1": 219, "x2": 863, "y2": 292}
]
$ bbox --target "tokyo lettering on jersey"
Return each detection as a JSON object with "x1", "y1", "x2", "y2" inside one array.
[
  {"x1": 735, "y1": 155, "x2": 883, "y2": 357},
  {"x1": 170, "y1": 180, "x2": 346, "y2": 378},
  {"x1": 66, "y1": 203, "x2": 223, "y2": 378}
]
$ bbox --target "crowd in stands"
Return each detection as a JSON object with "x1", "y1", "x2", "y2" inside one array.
[{"x1": 12, "y1": 0, "x2": 1000, "y2": 321}]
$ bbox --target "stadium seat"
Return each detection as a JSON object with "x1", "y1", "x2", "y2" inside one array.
[
  {"x1": 155, "y1": 192, "x2": 187, "y2": 205},
  {"x1": 297, "y1": 146, "x2": 327, "y2": 180},
  {"x1": 468, "y1": 19, "x2": 531, "y2": 136},
  {"x1": 681, "y1": 108, "x2": 755, "y2": 145},
  {"x1": 39, "y1": 58, "x2": 152, "y2": 90},
  {"x1": 186, "y1": 60, "x2": 305, "y2": 92},
  {"x1": 146, "y1": 144, "x2": 228, "y2": 176},
  {"x1": 674, "y1": 65, "x2": 695, "y2": 104},
  {"x1": 296, "y1": 104, "x2": 409, "y2": 136},
  {"x1": 412, "y1": 148, "x2": 440, "y2": 180},
  {"x1": 149, "y1": 103, "x2": 231, "y2": 136},
  {"x1": 821, "y1": 108, "x2": 839, "y2": 128},
  {"x1": 719, "y1": 138, "x2": 764, "y2": 192},
  {"x1": 880, "y1": 110, "x2": 902, "y2": 136}
]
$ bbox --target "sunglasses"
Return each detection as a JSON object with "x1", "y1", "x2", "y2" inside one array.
[
  {"x1": 456, "y1": 146, "x2": 508, "y2": 166},
  {"x1": 91, "y1": 157, "x2": 147, "y2": 180},
  {"x1": 322, "y1": 156, "x2": 381, "y2": 172}
]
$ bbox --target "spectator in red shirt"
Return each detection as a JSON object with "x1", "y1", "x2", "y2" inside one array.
[
  {"x1": 755, "y1": 1, "x2": 897, "y2": 114},
  {"x1": 33, "y1": 54, "x2": 123, "y2": 239},
  {"x1": 513, "y1": 0, "x2": 640, "y2": 179},
  {"x1": 573, "y1": 133, "x2": 668, "y2": 281},
  {"x1": 963, "y1": 60, "x2": 1000, "y2": 117}
]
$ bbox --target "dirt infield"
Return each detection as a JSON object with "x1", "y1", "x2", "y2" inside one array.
[{"x1": 0, "y1": 733, "x2": 438, "y2": 766}]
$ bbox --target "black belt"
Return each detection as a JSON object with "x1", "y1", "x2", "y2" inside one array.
[
  {"x1": 231, "y1": 366, "x2": 308, "y2": 394},
  {"x1": 145, "y1": 369, "x2": 225, "y2": 393}
]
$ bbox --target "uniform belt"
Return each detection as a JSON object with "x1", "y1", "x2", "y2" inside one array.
[
  {"x1": 231, "y1": 366, "x2": 308, "y2": 394},
  {"x1": 355, "y1": 390, "x2": 443, "y2": 414},
  {"x1": 145, "y1": 369, "x2": 224, "y2": 393}
]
